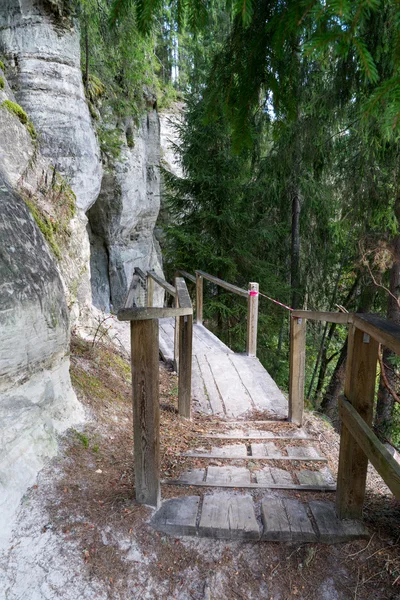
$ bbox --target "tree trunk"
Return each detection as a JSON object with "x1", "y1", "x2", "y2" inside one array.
[
  {"x1": 291, "y1": 191, "x2": 301, "y2": 309},
  {"x1": 375, "y1": 197, "x2": 400, "y2": 438},
  {"x1": 85, "y1": 22, "x2": 89, "y2": 95},
  {"x1": 319, "y1": 337, "x2": 348, "y2": 421}
]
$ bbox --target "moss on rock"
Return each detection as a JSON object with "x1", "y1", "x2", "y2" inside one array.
[
  {"x1": 0, "y1": 76, "x2": 4, "y2": 90},
  {"x1": 1, "y1": 100, "x2": 37, "y2": 140}
]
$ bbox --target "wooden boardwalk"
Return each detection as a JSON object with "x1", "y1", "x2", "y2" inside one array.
[{"x1": 159, "y1": 318, "x2": 288, "y2": 420}]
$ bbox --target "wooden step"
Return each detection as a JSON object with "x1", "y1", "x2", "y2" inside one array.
[
  {"x1": 163, "y1": 465, "x2": 336, "y2": 491},
  {"x1": 150, "y1": 495, "x2": 369, "y2": 543}
]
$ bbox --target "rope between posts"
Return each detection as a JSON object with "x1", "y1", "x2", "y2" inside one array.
[{"x1": 248, "y1": 289, "x2": 294, "y2": 312}]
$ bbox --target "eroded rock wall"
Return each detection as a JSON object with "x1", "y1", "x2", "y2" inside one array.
[{"x1": 88, "y1": 110, "x2": 164, "y2": 310}]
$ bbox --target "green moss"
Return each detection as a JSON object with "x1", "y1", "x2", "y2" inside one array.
[
  {"x1": 0, "y1": 60, "x2": 5, "y2": 72},
  {"x1": 73, "y1": 430, "x2": 90, "y2": 448},
  {"x1": 24, "y1": 199, "x2": 62, "y2": 260},
  {"x1": 0, "y1": 76, "x2": 4, "y2": 90},
  {"x1": 1, "y1": 100, "x2": 38, "y2": 141},
  {"x1": 2, "y1": 99, "x2": 28, "y2": 123}
]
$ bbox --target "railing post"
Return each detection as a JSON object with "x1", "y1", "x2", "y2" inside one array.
[
  {"x1": 246, "y1": 282, "x2": 259, "y2": 356},
  {"x1": 289, "y1": 315, "x2": 306, "y2": 425},
  {"x1": 147, "y1": 272, "x2": 154, "y2": 307},
  {"x1": 174, "y1": 276, "x2": 180, "y2": 372},
  {"x1": 178, "y1": 312, "x2": 193, "y2": 419},
  {"x1": 130, "y1": 319, "x2": 160, "y2": 507},
  {"x1": 336, "y1": 325, "x2": 378, "y2": 519},
  {"x1": 196, "y1": 272, "x2": 203, "y2": 325}
]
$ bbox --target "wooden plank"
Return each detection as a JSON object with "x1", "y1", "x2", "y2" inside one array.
[
  {"x1": 336, "y1": 325, "x2": 379, "y2": 519},
  {"x1": 246, "y1": 282, "x2": 259, "y2": 356},
  {"x1": 251, "y1": 442, "x2": 283, "y2": 458},
  {"x1": 196, "y1": 353, "x2": 225, "y2": 415},
  {"x1": 151, "y1": 496, "x2": 200, "y2": 536},
  {"x1": 195, "y1": 270, "x2": 248, "y2": 298},
  {"x1": 227, "y1": 354, "x2": 287, "y2": 417},
  {"x1": 196, "y1": 272, "x2": 203, "y2": 325},
  {"x1": 208, "y1": 352, "x2": 253, "y2": 417},
  {"x1": 162, "y1": 480, "x2": 335, "y2": 491},
  {"x1": 118, "y1": 306, "x2": 192, "y2": 321},
  {"x1": 147, "y1": 273, "x2": 154, "y2": 307},
  {"x1": 296, "y1": 469, "x2": 329, "y2": 487},
  {"x1": 339, "y1": 397, "x2": 400, "y2": 499},
  {"x1": 202, "y1": 433, "x2": 315, "y2": 440},
  {"x1": 286, "y1": 446, "x2": 324, "y2": 460},
  {"x1": 194, "y1": 324, "x2": 233, "y2": 353},
  {"x1": 198, "y1": 493, "x2": 260, "y2": 540},
  {"x1": 178, "y1": 312, "x2": 193, "y2": 419},
  {"x1": 176, "y1": 277, "x2": 192, "y2": 310},
  {"x1": 205, "y1": 466, "x2": 251, "y2": 486},
  {"x1": 191, "y1": 356, "x2": 211, "y2": 413},
  {"x1": 256, "y1": 466, "x2": 293, "y2": 486},
  {"x1": 292, "y1": 310, "x2": 352, "y2": 324},
  {"x1": 183, "y1": 453, "x2": 327, "y2": 462},
  {"x1": 176, "y1": 469, "x2": 206, "y2": 484},
  {"x1": 261, "y1": 498, "x2": 317, "y2": 542},
  {"x1": 147, "y1": 269, "x2": 176, "y2": 297},
  {"x1": 288, "y1": 315, "x2": 306, "y2": 425},
  {"x1": 309, "y1": 501, "x2": 369, "y2": 543},
  {"x1": 353, "y1": 313, "x2": 400, "y2": 356},
  {"x1": 131, "y1": 319, "x2": 160, "y2": 507},
  {"x1": 178, "y1": 269, "x2": 196, "y2": 284}
]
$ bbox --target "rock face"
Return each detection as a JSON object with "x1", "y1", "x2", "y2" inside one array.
[
  {"x1": 0, "y1": 178, "x2": 84, "y2": 551},
  {"x1": 0, "y1": 0, "x2": 102, "y2": 212},
  {"x1": 88, "y1": 110, "x2": 164, "y2": 311}
]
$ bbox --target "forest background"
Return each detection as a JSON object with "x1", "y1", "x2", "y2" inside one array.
[{"x1": 72, "y1": 0, "x2": 400, "y2": 446}]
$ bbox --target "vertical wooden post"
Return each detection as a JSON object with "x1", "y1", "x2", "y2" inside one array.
[
  {"x1": 196, "y1": 272, "x2": 203, "y2": 325},
  {"x1": 288, "y1": 315, "x2": 306, "y2": 425},
  {"x1": 336, "y1": 325, "x2": 378, "y2": 519},
  {"x1": 178, "y1": 312, "x2": 193, "y2": 419},
  {"x1": 130, "y1": 319, "x2": 160, "y2": 507},
  {"x1": 246, "y1": 282, "x2": 259, "y2": 356},
  {"x1": 147, "y1": 274, "x2": 154, "y2": 307},
  {"x1": 174, "y1": 282, "x2": 180, "y2": 373}
]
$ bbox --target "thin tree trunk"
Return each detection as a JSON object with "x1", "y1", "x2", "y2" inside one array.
[
  {"x1": 85, "y1": 22, "x2": 89, "y2": 95},
  {"x1": 375, "y1": 197, "x2": 400, "y2": 438},
  {"x1": 319, "y1": 337, "x2": 348, "y2": 421},
  {"x1": 291, "y1": 191, "x2": 301, "y2": 309}
]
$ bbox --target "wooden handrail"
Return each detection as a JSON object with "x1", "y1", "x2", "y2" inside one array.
[
  {"x1": 177, "y1": 269, "x2": 196, "y2": 284},
  {"x1": 176, "y1": 277, "x2": 192, "y2": 309},
  {"x1": 195, "y1": 270, "x2": 248, "y2": 298},
  {"x1": 292, "y1": 310, "x2": 352, "y2": 324},
  {"x1": 147, "y1": 269, "x2": 176, "y2": 297},
  {"x1": 339, "y1": 396, "x2": 400, "y2": 499}
]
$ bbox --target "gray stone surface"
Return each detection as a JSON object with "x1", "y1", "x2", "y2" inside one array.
[
  {"x1": 198, "y1": 493, "x2": 260, "y2": 540},
  {"x1": 151, "y1": 496, "x2": 200, "y2": 536},
  {"x1": 0, "y1": 0, "x2": 102, "y2": 212},
  {"x1": 0, "y1": 181, "x2": 84, "y2": 550},
  {"x1": 256, "y1": 467, "x2": 293, "y2": 486},
  {"x1": 251, "y1": 443, "x2": 283, "y2": 458},
  {"x1": 309, "y1": 501, "x2": 369, "y2": 543},
  {"x1": 88, "y1": 111, "x2": 164, "y2": 311}
]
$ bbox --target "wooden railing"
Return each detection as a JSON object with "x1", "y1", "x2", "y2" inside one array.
[
  {"x1": 290, "y1": 310, "x2": 400, "y2": 519},
  {"x1": 178, "y1": 269, "x2": 259, "y2": 356},
  {"x1": 118, "y1": 269, "x2": 193, "y2": 507}
]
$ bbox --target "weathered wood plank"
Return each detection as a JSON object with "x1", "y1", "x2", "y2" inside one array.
[
  {"x1": 310, "y1": 501, "x2": 369, "y2": 543},
  {"x1": 296, "y1": 469, "x2": 328, "y2": 487},
  {"x1": 286, "y1": 446, "x2": 324, "y2": 460},
  {"x1": 289, "y1": 315, "x2": 306, "y2": 425},
  {"x1": 151, "y1": 496, "x2": 200, "y2": 536},
  {"x1": 196, "y1": 272, "x2": 203, "y2": 325},
  {"x1": 261, "y1": 498, "x2": 317, "y2": 542},
  {"x1": 202, "y1": 433, "x2": 315, "y2": 440},
  {"x1": 353, "y1": 313, "x2": 400, "y2": 356},
  {"x1": 176, "y1": 469, "x2": 206, "y2": 484},
  {"x1": 196, "y1": 353, "x2": 225, "y2": 415},
  {"x1": 178, "y1": 269, "x2": 196, "y2": 284},
  {"x1": 206, "y1": 466, "x2": 251, "y2": 486},
  {"x1": 194, "y1": 324, "x2": 233, "y2": 353},
  {"x1": 246, "y1": 282, "x2": 259, "y2": 356},
  {"x1": 191, "y1": 356, "x2": 211, "y2": 413},
  {"x1": 176, "y1": 277, "x2": 192, "y2": 310},
  {"x1": 184, "y1": 453, "x2": 327, "y2": 462},
  {"x1": 131, "y1": 319, "x2": 160, "y2": 507},
  {"x1": 198, "y1": 493, "x2": 260, "y2": 540},
  {"x1": 251, "y1": 443, "x2": 283, "y2": 458},
  {"x1": 208, "y1": 353, "x2": 253, "y2": 417},
  {"x1": 162, "y1": 480, "x2": 335, "y2": 491},
  {"x1": 195, "y1": 270, "x2": 248, "y2": 298},
  {"x1": 178, "y1": 312, "x2": 193, "y2": 419},
  {"x1": 147, "y1": 269, "x2": 176, "y2": 297},
  {"x1": 336, "y1": 325, "x2": 379, "y2": 519},
  {"x1": 255, "y1": 466, "x2": 293, "y2": 486},
  {"x1": 339, "y1": 397, "x2": 400, "y2": 499},
  {"x1": 292, "y1": 310, "x2": 352, "y2": 324},
  {"x1": 118, "y1": 306, "x2": 192, "y2": 321}
]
